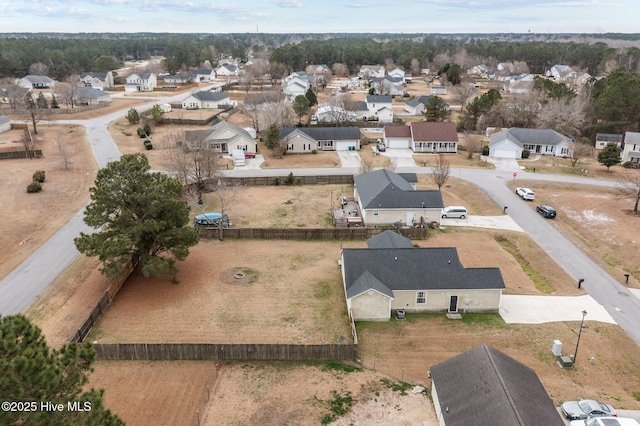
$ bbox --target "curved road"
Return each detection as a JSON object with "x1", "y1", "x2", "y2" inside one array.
[{"x1": 1, "y1": 106, "x2": 639, "y2": 347}]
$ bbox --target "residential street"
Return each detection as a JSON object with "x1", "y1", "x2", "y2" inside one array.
[{"x1": 1, "y1": 104, "x2": 639, "y2": 349}]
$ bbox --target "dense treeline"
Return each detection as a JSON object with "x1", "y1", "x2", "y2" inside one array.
[{"x1": 2, "y1": 33, "x2": 640, "y2": 82}]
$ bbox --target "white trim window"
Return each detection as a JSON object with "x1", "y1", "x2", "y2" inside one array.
[{"x1": 416, "y1": 291, "x2": 426, "y2": 304}]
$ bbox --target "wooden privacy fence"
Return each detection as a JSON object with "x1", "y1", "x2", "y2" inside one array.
[
  {"x1": 219, "y1": 174, "x2": 354, "y2": 187},
  {"x1": 93, "y1": 343, "x2": 358, "y2": 361},
  {"x1": 199, "y1": 227, "x2": 428, "y2": 240},
  {"x1": 69, "y1": 262, "x2": 134, "y2": 343}
]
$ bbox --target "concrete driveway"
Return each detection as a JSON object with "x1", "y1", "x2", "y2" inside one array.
[
  {"x1": 440, "y1": 215, "x2": 524, "y2": 232},
  {"x1": 337, "y1": 150, "x2": 362, "y2": 168},
  {"x1": 500, "y1": 294, "x2": 617, "y2": 324},
  {"x1": 381, "y1": 148, "x2": 417, "y2": 168},
  {"x1": 483, "y1": 155, "x2": 522, "y2": 172}
]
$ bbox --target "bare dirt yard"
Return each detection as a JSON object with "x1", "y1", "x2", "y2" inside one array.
[{"x1": 0, "y1": 125, "x2": 97, "y2": 281}]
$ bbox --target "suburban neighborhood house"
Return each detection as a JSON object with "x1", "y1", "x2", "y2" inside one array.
[
  {"x1": 358, "y1": 65, "x2": 385, "y2": 79},
  {"x1": 353, "y1": 169, "x2": 444, "y2": 226},
  {"x1": 489, "y1": 128, "x2": 573, "y2": 158},
  {"x1": 404, "y1": 95, "x2": 433, "y2": 115},
  {"x1": 595, "y1": 132, "x2": 623, "y2": 150},
  {"x1": 281, "y1": 71, "x2": 312, "y2": 97},
  {"x1": 191, "y1": 68, "x2": 216, "y2": 83},
  {"x1": 381, "y1": 122, "x2": 458, "y2": 153},
  {"x1": 124, "y1": 72, "x2": 157, "y2": 92},
  {"x1": 181, "y1": 90, "x2": 230, "y2": 109},
  {"x1": 73, "y1": 87, "x2": 112, "y2": 106},
  {"x1": 17, "y1": 75, "x2": 54, "y2": 89},
  {"x1": 360, "y1": 95, "x2": 393, "y2": 123},
  {"x1": 341, "y1": 231, "x2": 505, "y2": 321},
  {"x1": 163, "y1": 72, "x2": 192, "y2": 85},
  {"x1": 622, "y1": 131, "x2": 640, "y2": 164},
  {"x1": 79, "y1": 72, "x2": 115, "y2": 91},
  {"x1": 430, "y1": 344, "x2": 564, "y2": 426},
  {"x1": 279, "y1": 127, "x2": 361, "y2": 153},
  {"x1": 183, "y1": 120, "x2": 257, "y2": 155}
]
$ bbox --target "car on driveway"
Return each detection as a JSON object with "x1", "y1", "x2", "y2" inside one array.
[
  {"x1": 377, "y1": 143, "x2": 386, "y2": 152},
  {"x1": 244, "y1": 152, "x2": 256, "y2": 159},
  {"x1": 562, "y1": 399, "x2": 617, "y2": 420},
  {"x1": 516, "y1": 187, "x2": 535, "y2": 200},
  {"x1": 536, "y1": 205, "x2": 556, "y2": 218},
  {"x1": 441, "y1": 206, "x2": 468, "y2": 219}
]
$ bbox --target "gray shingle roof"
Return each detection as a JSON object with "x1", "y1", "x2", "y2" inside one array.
[
  {"x1": 405, "y1": 95, "x2": 433, "y2": 107},
  {"x1": 354, "y1": 169, "x2": 443, "y2": 210},
  {"x1": 346, "y1": 271, "x2": 394, "y2": 299},
  {"x1": 23, "y1": 75, "x2": 54, "y2": 85},
  {"x1": 366, "y1": 95, "x2": 392, "y2": 103},
  {"x1": 366, "y1": 230, "x2": 413, "y2": 249},
  {"x1": 80, "y1": 72, "x2": 109, "y2": 81},
  {"x1": 192, "y1": 91, "x2": 229, "y2": 102},
  {"x1": 624, "y1": 131, "x2": 640, "y2": 145},
  {"x1": 343, "y1": 247, "x2": 505, "y2": 292},
  {"x1": 596, "y1": 133, "x2": 623, "y2": 143},
  {"x1": 74, "y1": 87, "x2": 110, "y2": 99},
  {"x1": 490, "y1": 128, "x2": 570, "y2": 147},
  {"x1": 280, "y1": 127, "x2": 361, "y2": 141},
  {"x1": 431, "y1": 344, "x2": 564, "y2": 426}
]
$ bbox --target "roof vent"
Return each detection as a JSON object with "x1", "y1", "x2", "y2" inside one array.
[{"x1": 394, "y1": 256, "x2": 398, "y2": 261}]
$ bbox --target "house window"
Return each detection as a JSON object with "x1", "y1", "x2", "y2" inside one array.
[
  {"x1": 545, "y1": 145, "x2": 554, "y2": 152},
  {"x1": 416, "y1": 291, "x2": 426, "y2": 304},
  {"x1": 523, "y1": 144, "x2": 535, "y2": 150},
  {"x1": 288, "y1": 143, "x2": 293, "y2": 150},
  {"x1": 373, "y1": 210, "x2": 379, "y2": 216}
]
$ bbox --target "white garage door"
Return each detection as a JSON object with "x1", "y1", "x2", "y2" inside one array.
[
  {"x1": 493, "y1": 149, "x2": 517, "y2": 159},
  {"x1": 388, "y1": 139, "x2": 410, "y2": 149}
]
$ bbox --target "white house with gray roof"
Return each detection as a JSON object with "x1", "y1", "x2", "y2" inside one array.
[
  {"x1": 73, "y1": 87, "x2": 111, "y2": 106},
  {"x1": 354, "y1": 169, "x2": 443, "y2": 226},
  {"x1": 184, "y1": 120, "x2": 256, "y2": 155},
  {"x1": 79, "y1": 72, "x2": 114, "y2": 91},
  {"x1": 125, "y1": 72, "x2": 157, "y2": 92},
  {"x1": 622, "y1": 131, "x2": 640, "y2": 165},
  {"x1": 341, "y1": 232, "x2": 505, "y2": 321},
  {"x1": 489, "y1": 128, "x2": 573, "y2": 158},
  {"x1": 279, "y1": 127, "x2": 360, "y2": 153},
  {"x1": 181, "y1": 91, "x2": 230, "y2": 109},
  {"x1": 596, "y1": 133, "x2": 623, "y2": 150},
  {"x1": 363, "y1": 95, "x2": 393, "y2": 123},
  {"x1": 17, "y1": 75, "x2": 55, "y2": 89}
]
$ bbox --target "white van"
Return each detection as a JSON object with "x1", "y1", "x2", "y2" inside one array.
[{"x1": 441, "y1": 206, "x2": 468, "y2": 219}]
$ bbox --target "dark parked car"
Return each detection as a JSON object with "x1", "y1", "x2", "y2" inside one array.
[
  {"x1": 536, "y1": 205, "x2": 556, "y2": 218},
  {"x1": 562, "y1": 399, "x2": 616, "y2": 420}
]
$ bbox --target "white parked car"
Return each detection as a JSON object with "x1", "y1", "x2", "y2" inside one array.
[
  {"x1": 516, "y1": 187, "x2": 535, "y2": 200},
  {"x1": 441, "y1": 206, "x2": 468, "y2": 219}
]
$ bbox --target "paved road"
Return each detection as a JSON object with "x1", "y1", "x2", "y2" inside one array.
[{"x1": 2, "y1": 102, "x2": 639, "y2": 348}]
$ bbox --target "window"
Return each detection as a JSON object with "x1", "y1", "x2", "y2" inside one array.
[
  {"x1": 416, "y1": 291, "x2": 426, "y2": 304},
  {"x1": 373, "y1": 210, "x2": 379, "y2": 216}
]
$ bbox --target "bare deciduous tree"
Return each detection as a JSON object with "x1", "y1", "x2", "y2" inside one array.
[
  {"x1": 168, "y1": 130, "x2": 222, "y2": 204},
  {"x1": 453, "y1": 83, "x2": 476, "y2": 107},
  {"x1": 358, "y1": 157, "x2": 374, "y2": 175},
  {"x1": 212, "y1": 181, "x2": 239, "y2": 241},
  {"x1": 568, "y1": 140, "x2": 593, "y2": 167},
  {"x1": 268, "y1": 62, "x2": 289, "y2": 87},
  {"x1": 332, "y1": 63, "x2": 349, "y2": 77},
  {"x1": 535, "y1": 92, "x2": 589, "y2": 138},
  {"x1": 617, "y1": 168, "x2": 640, "y2": 215},
  {"x1": 463, "y1": 131, "x2": 478, "y2": 160},
  {"x1": 261, "y1": 100, "x2": 297, "y2": 129},
  {"x1": 431, "y1": 155, "x2": 451, "y2": 190},
  {"x1": 29, "y1": 62, "x2": 49, "y2": 75}
]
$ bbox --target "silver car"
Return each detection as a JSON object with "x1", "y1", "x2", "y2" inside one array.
[{"x1": 561, "y1": 399, "x2": 617, "y2": 420}]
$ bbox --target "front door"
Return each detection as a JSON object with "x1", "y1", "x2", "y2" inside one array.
[{"x1": 448, "y1": 296, "x2": 458, "y2": 313}]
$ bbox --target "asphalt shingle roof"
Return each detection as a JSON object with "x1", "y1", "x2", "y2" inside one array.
[
  {"x1": 366, "y1": 230, "x2": 413, "y2": 249},
  {"x1": 405, "y1": 95, "x2": 433, "y2": 107},
  {"x1": 430, "y1": 344, "x2": 564, "y2": 426},
  {"x1": 384, "y1": 126, "x2": 412, "y2": 138},
  {"x1": 354, "y1": 169, "x2": 442, "y2": 210},
  {"x1": 490, "y1": 128, "x2": 570, "y2": 147},
  {"x1": 343, "y1": 247, "x2": 505, "y2": 292},
  {"x1": 410, "y1": 122, "x2": 458, "y2": 142},
  {"x1": 280, "y1": 127, "x2": 361, "y2": 141},
  {"x1": 192, "y1": 91, "x2": 229, "y2": 102},
  {"x1": 366, "y1": 95, "x2": 392, "y2": 103},
  {"x1": 596, "y1": 133, "x2": 623, "y2": 143}
]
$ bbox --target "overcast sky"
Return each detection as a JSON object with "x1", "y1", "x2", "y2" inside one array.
[{"x1": 0, "y1": 0, "x2": 636, "y2": 34}]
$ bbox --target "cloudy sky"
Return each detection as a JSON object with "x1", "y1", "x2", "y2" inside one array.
[{"x1": 0, "y1": 0, "x2": 635, "y2": 34}]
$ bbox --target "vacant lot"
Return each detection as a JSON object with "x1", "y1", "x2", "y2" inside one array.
[{"x1": 0, "y1": 125, "x2": 97, "y2": 281}]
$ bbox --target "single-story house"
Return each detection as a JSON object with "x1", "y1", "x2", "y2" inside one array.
[
  {"x1": 622, "y1": 131, "x2": 640, "y2": 164},
  {"x1": 431, "y1": 85, "x2": 447, "y2": 95},
  {"x1": 216, "y1": 64, "x2": 239, "y2": 77},
  {"x1": 313, "y1": 105, "x2": 358, "y2": 124},
  {"x1": 341, "y1": 232, "x2": 505, "y2": 321},
  {"x1": 183, "y1": 120, "x2": 257, "y2": 155},
  {"x1": 17, "y1": 75, "x2": 55, "y2": 89},
  {"x1": 79, "y1": 72, "x2": 114, "y2": 91},
  {"x1": 163, "y1": 72, "x2": 192, "y2": 85},
  {"x1": 489, "y1": 128, "x2": 573, "y2": 158},
  {"x1": 431, "y1": 344, "x2": 565, "y2": 426},
  {"x1": 383, "y1": 125, "x2": 412, "y2": 149},
  {"x1": 595, "y1": 133, "x2": 623, "y2": 150},
  {"x1": 354, "y1": 169, "x2": 443, "y2": 226},
  {"x1": 280, "y1": 127, "x2": 361, "y2": 153},
  {"x1": 181, "y1": 91, "x2": 230, "y2": 109},
  {"x1": 125, "y1": 72, "x2": 157, "y2": 92},
  {"x1": 0, "y1": 115, "x2": 11, "y2": 133},
  {"x1": 410, "y1": 122, "x2": 458, "y2": 153},
  {"x1": 191, "y1": 69, "x2": 216, "y2": 83},
  {"x1": 73, "y1": 87, "x2": 112, "y2": 106},
  {"x1": 404, "y1": 95, "x2": 433, "y2": 115}
]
